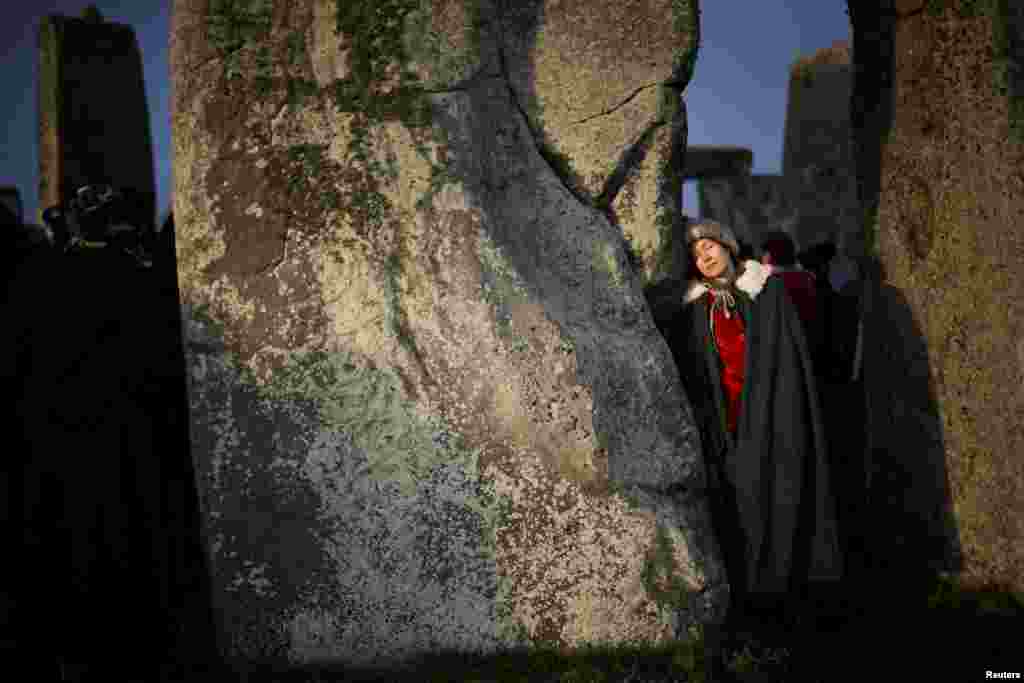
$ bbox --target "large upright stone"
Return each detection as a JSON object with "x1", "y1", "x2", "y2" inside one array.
[
  {"x1": 698, "y1": 174, "x2": 797, "y2": 250},
  {"x1": 500, "y1": 0, "x2": 699, "y2": 287},
  {"x1": 693, "y1": 42, "x2": 860, "y2": 254},
  {"x1": 783, "y1": 40, "x2": 861, "y2": 255},
  {"x1": 171, "y1": 0, "x2": 723, "y2": 669},
  {"x1": 851, "y1": 0, "x2": 1024, "y2": 592},
  {"x1": 682, "y1": 145, "x2": 752, "y2": 180},
  {"x1": 37, "y1": 9, "x2": 156, "y2": 227}
]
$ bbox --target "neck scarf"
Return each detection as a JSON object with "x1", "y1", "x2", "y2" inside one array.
[{"x1": 704, "y1": 259, "x2": 738, "y2": 319}]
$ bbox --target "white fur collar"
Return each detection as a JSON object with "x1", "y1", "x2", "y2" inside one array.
[{"x1": 683, "y1": 259, "x2": 771, "y2": 305}]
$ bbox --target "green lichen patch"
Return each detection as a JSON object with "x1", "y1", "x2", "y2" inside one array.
[
  {"x1": 478, "y1": 230, "x2": 531, "y2": 340},
  {"x1": 641, "y1": 525, "x2": 693, "y2": 610},
  {"x1": 259, "y1": 348, "x2": 484, "y2": 496},
  {"x1": 330, "y1": 0, "x2": 432, "y2": 129},
  {"x1": 190, "y1": 301, "x2": 230, "y2": 340},
  {"x1": 592, "y1": 239, "x2": 625, "y2": 290},
  {"x1": 285, "y1": 29, "x2": 306, "y2": 67},
  {"x1": 401, "y1": 0, "x2": 485, "y2": 89},
  {"x1": 253, "y1": 44, "x2": 274, "y2": 96},
  {"x1": 654, "y1": 135, "x2": 685, "y2": 250},
  {"x1": 259, "y1": 130, "x2": 392, "y2": 242},
  {"x1": 926, "y1": 0, "x2": 992, "y2": 18},
  {"x1": 287, "y1": 143, "x2": 327, "y2": 179},
  {"x1": 286, "y1": 77, "x2": 320, "y2": 111},
  {"x1": 205, "y1": 0, "x2": 274, "y2": 81},
  {"x1": 414, "y1": 155, "x2": 455, "y2": 211},
  {"x1": 381, "y1": 248, "x2": 425, "y2": 360},
  {"x1": 670, "y1": 0, "x2": 701, "y2": 88}
]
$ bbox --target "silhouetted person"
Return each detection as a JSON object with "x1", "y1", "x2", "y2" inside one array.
[
  {"x1": 797, "y1": 241, "x2": 836, "y2": 282},
  {"x1": 2, "y1": 195, "x2": 177, "y2": 678}
]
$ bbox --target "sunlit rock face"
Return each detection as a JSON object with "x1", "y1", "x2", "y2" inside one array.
[
  {"x1": 171, "y1": 0, "x2": 725, "y2": 667},
  {"x1": 850, "y1": 2, "x2": 1024, "y2": 592}
]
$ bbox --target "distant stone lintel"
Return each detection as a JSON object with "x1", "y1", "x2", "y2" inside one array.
[{"x1": 683, "y1": 146, "x2": 754, "y2": 180}]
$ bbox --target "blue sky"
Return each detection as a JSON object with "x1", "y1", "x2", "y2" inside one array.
[{"x1": 0, "y1": 1, "x2": 850, "y2": 227}]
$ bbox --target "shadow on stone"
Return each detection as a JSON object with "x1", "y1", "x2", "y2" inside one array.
[{"x1": 846, "y1": 0, "x2": 962, "y2": 601}]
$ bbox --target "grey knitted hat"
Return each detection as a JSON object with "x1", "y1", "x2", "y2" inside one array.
[{"x1": 685, "y1": 219, "x2": 740, "y2": 258}]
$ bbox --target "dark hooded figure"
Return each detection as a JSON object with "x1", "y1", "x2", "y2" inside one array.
[
  {"x1": 759, "y1": 230, "x2": 827, "y2": 377},
  {"x1": 646, "y1": 219, "x2": 842, "y2": 637}
]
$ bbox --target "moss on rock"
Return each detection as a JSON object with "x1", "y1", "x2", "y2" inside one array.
[{"x1": 642, "y1": 525, "x2": 693, "y2": 611}]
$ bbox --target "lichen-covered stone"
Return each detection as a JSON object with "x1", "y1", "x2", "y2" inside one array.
[
  {"x1": 499, "y1": 0, "x2": 697, "y2": 285},
  {"x1": 171, "y1": 0, "x2": 721, "y2": 668},
  {"x1": 609, "y1": 107, "x2": 689, "y2": 287},
  {"x1": 853, "y1": 0, "x2": 1024, "y2": 592}
]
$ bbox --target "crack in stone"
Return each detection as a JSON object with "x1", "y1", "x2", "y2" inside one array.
[
  {"x1": 571, "y1": 83, "x2": 661, "y2": 127},
  {"x1": 492, "y1": 2, "x2": 590, "y2": 206}
]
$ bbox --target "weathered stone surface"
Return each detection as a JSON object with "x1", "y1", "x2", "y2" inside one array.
[
  {"x1": 853, "y1": 1, "x2": 1024, "y2": 592},
  {"x1": 699, "y1": 175, "x2": 796, "y2": 250},
  {"x1": 171, "y1": 0, "x2": 723, "y2": 668},
  {"x1": 38, "y1": 13, "x2": 156, "y2": 227},
  {"x1": 783, "y1": 48, "x2": 861, "y2": 255},
  {"x1": 499, "y1": 0, "x2": 698, "y2": 287},
  {"x1": 609, "y1": 106, "x2": 689, "y2": 287},
  {"x1": 681, "y1": 145, "x2": 753, "y2": 180}
]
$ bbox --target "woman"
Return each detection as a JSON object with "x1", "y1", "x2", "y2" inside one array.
[{"x1": 647, "y1": 219, "x2": 842, "y2": 638}]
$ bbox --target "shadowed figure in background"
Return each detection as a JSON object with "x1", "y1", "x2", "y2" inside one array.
[
  {"x1": 797, "y1": 241, "x2": 839, "y2": 379},
  {"x1": 759, "y1": 230, "x2": 827, "y2": 376},
  {"x1": 771, "y1": 235, "x2": 869, "y2": 610},
  {"x1": 646, "y1": 219, "x2": 843, "y2": 651}
]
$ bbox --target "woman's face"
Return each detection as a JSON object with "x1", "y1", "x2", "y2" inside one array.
[{"x1": 693, "y1": 238, "x2": 730, "y2": 279}]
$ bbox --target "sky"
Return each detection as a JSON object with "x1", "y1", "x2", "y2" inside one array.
[{"x1": 0, "y1": 1, "x2": 850, "y2": 228}]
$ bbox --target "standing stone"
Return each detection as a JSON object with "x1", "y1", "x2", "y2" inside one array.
[
  {"x1": 171, "y1": 0, "x2": 725, "y2": 670},
  {"x1": 698, "y1": 173, "x2": 797, "y2": 250},
  {"x1": 500, "y1": 0, "x2": 699, "y2": 287},
  {"x1": 696, "y1": 42, "x2": 861, "y2": 255},
  {"x1": 682, "y1": 145, "x2": 753, "y2": 180},
  {"x1": 783, "y1": 40, "x2": 861, "y2": 255},
  {"x1": 852, "y1": 0, "x2": 1024, "y2": 593},
  {"x1": 37, "y1": 10, "x2": 156, "y2": 227}
]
